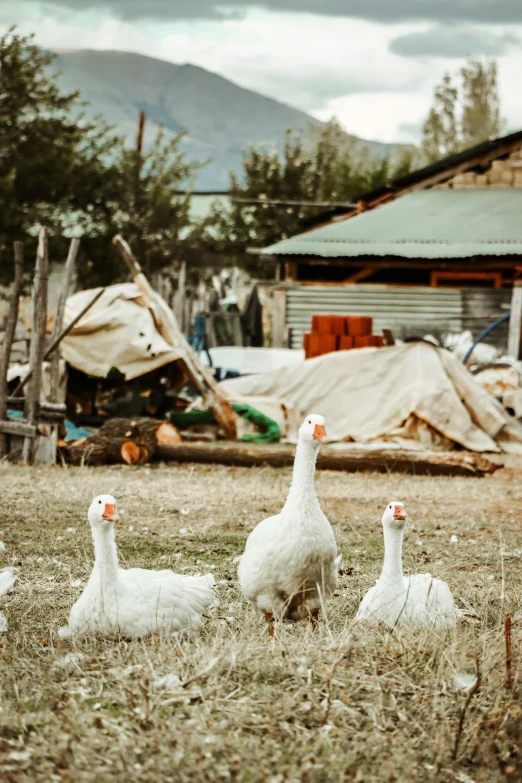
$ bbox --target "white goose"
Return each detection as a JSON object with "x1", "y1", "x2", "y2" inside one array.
[
  {"x1": 238, "y1": 414, "x2": 341, "y2": 639},
  {"x1": 0, "y1": 567, "x2": 17, "y2": 632},
  {"x1": 60, "y1": 495, "x2": 217, "y2": 639},
  {"x1": 356, "y1": 501, "x2": 459, "y2": 629}
]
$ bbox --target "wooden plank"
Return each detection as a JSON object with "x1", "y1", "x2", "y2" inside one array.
[
  {"x1": 0, "y1": 242, "x2": 24, "y2": 456},
  {"x1": 50, "y1": 237, "x2": 80, "y2": 402},
  {"x1": 0, "y1": 420, "x2": 37, "y2": 438},
  {"x1": 156, "y1": 442, "x2": 500, "y2": 477},
  {"x1": 173, "y1": 260, "x2": 186, "y2": 334},
  {"x1": 344, "y1": 267, "x2": 377, "y2": 284},
  {"x1": 431, "y1": 270, "x2": 503, "y2": 288},
  {"x1": 23, "y1": 228, "x2": 49, "y2": 463},
  {"x1": 272, "y1": 289, "x2": 287, "y2": 348},
  {"x1": 112, "y1": 235, "x2": 237, "y2": 439},
  {"x1": 507, "y1": 282, "x2": 522, "y2": 358}
]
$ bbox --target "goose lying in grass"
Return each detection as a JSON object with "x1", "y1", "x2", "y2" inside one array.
[
  {"x1": 355, "y1": 501, "x2": 459, "y2": 629},
  {"x1": 0, "y1": 567, "x2": 17, "y2": 632},
  {"x1": 59, "y1": 495, "x2": 217, "y2": 639},
  {"x1": 237, "y1": 414, "x2": 341, "y2": 639}
]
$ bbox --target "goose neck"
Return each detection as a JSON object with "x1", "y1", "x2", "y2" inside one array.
[
  {"x1": 91, "y1": 523, "x2": 119, "y2": 589},
  {"x1": 381, "y1": 525, "x2": 404, "y2": 583},
  {"x1": 284, "y1": 439, "x2": 320, "y2": 510}
]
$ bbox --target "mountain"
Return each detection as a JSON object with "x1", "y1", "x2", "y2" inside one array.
[{"x1": 51, "y1": 49, "x2": 400, "y2": 190}]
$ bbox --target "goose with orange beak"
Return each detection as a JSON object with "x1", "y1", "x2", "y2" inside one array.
[
  {"x1": 355, "y1": 501, "x2": 459, "y2": 629},
  {"x1": 59, "y1": 494, "x2": 218, "y2": 639},
  {"x1": 237, "y1": 414, "x2": 341, "y2": 640}
]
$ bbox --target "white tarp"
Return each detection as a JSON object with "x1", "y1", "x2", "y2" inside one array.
[
  {"x1": 200, "y1": 346, "x2": 305, "y2": 375},
  {"x1": 61, "y1": 284, "x2": 181, "y2": 380},
  {"x1": 219, "y1": 342, "x2": 522, "y2": 453}
]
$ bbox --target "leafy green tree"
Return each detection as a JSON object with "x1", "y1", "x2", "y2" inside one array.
[
  {"x1": 80, "y1": 129, "x2": 203, "y2": 284},
  {"x1": 421, "y1": 58, "x2": 504, "y2": 163},
  {"x1": 207, "y1": 119, "x2": 413, "y2": 265},
  {"x1": 0, "y1": 28, "x2": 120, "y2": 278}
]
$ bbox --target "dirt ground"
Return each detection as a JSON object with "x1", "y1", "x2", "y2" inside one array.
[{"x1": 0, "y1": 460, "x2": 521, "y2": 782}]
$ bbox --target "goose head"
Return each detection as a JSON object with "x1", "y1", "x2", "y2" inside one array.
[
  {"x1": 382, "y1": 501, "x2": 407, "y2": 530},
  {"x1": 299, "y1": 414, "x2": 327, "y2": 444},
  {"x1": 88, "y1": 494, "x2": 119, "y2": 528}
]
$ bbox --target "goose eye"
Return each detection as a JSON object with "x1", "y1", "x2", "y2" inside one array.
[{"x1": 98, "y1": 500, "x2": 102, "y2": 504}]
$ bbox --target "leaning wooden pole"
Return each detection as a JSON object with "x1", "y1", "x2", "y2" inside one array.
[
  {"x1": 112, "y1": 235, "x2": 237, "y2": 439},
  {"x1": 507, "y1": 280, "x2": 522, "y2": 358},
  {"x1": 50, "y1": 237, "x2": 80, "y2": 402},
  {"x1": 23, "y1": 228, "x2": 49, "y2": 464},
  {"x1": 0, "y1": 242, "x2": 24, "y2": 456}
]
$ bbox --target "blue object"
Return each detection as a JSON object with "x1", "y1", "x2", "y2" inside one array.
[
  {"x1": 7, "y1": 410, "x2": 91, "y2": 442},
  {"x1": 461, "y1": 312, "x2": 511, "y2": 365},
  {"x1": 189, "y1": 313, "x2": 212, "y2": 366}
]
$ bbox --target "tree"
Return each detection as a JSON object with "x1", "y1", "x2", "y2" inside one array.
[
  {"x1": 80, "y1": 128, "x2": 203, "y2": 284},
  {"x1": 0, "y1": 28, "x2": 120, "y2": 277},
  {"x1": 421, "y1": 58, "x2": 504, "y2": 163},
  {"x1": 206, "y1": 119, "x2": 414, "y2": 266}
]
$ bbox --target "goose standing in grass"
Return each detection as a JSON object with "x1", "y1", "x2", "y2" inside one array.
[
  {"x1": 59, "y1": 495, "x2": 217, "y2": 640},
  {"x1": 0, "y1": 567, "x2": 17, "y2": 632},
  {"x1": 356, "y1": 501, "x2": 459, "y2": 629},
  {"x1": 237, "y1": 414, "x2": 341, "y2": 639}
]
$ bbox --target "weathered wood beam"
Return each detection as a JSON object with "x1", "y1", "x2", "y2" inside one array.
[
  {"x1": 50, "y1": 237, "x2": 80, "y2": 402},
  {"x1": 0, "y1": 242, "x2": 24, "y2": 456},
  {"x1": 23, "y1": 228, "x2": 48, "y2": 464},
  {"x1": 507, "y1": 281, "x2": 522, "y2": 358},
  {"x1": 0, "y1": 420, "x2": 37, "y2": 438},
  {"x1": 344, "y1": 267, "x2": 377, "y2": 284},
  {"x1": 156, "y1": 442, "x2": 500, "y2": 477}
]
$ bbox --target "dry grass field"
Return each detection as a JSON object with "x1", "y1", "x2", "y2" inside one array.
[{"x1": 0, "y1": 459, "x2": 521, "y2": 782}]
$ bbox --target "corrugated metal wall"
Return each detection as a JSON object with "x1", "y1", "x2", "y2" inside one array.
[{"x1": 286, "y1": 285, "x2": 511, "y2": 349}]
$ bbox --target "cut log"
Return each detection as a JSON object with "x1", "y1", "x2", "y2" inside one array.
[
  {"x1": 155, "y1": 442, "x2": 501, "y2": 477},
  {"x1": 121, "y1": 441, "x2": 140, "y2": 465},
  {"x1": 61, "y1": 416, "x2": 179, "y2": 466},
  {"x1": 156, "y1": 421, "x2": 182, "y2": 446}
]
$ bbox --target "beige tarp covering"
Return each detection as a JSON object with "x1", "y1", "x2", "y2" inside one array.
[
  {"x1": 219, "y1": 342, "x2": 522, "y2": 453},
  {"x1": 62, "y1": 284, "x2": 181, "y2": 380}
]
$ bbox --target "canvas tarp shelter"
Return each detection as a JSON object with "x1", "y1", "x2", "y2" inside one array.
[
  {"x1": 219, "y1": 342, "x2": 522, "y2": 453},
  {"x1": 62, "y1": 284, "x2": 182, "y2": 380}
]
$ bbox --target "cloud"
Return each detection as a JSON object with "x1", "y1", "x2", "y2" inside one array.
[
  {"x1": 22, "y1": 1, "x2": 522, "y2": 24},
  {"x1": 390, "y1": 26, "x2": 521, "y2": 58},
  {"x1": 314, "y1": 92, "x2": 432, "y2": 144}
]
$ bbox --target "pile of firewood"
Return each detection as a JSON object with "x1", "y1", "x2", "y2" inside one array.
[{"x1": 60, "y1": 417, "x2": 181, "y2": 466}]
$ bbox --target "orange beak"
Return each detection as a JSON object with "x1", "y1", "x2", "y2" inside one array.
[
  {"x1": 393, "y1": 505, "x2": 406, "y2": 521},
  {"x1": 102, "y1": 503, "x2": 119, "y2": 522},
  {"x1": 313, "y1": 424, "x2": 327, "y2": 441}
]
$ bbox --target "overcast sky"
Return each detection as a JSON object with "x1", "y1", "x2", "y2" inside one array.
[{"x1": 3, "y1": 1, "x2": 522, "y2": 143}]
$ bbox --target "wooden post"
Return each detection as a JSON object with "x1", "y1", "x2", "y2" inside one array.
[
  {"x1": 173, "y1": 260, "x2": 186, "y2": 334},
  {"x1": 272, "y1": 288, "x2": 287, "y2": 348},
  {"x1": 112, "y1": 235, "x2": 237, "y2": 439},
  {"x1": 23, "y1": 228, "x2": 48, "y2": 464},
  {"x1": 507, "y1": 281, "x2": 522, "y2": 359},
  {"x1": 50, "y1": 237, "x2": 80, "y2": 402},
  {"x1": 0, "y1": 242, "x2": 24, "y2": 456}
]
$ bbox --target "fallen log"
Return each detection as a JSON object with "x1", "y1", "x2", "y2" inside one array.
[{"x1": 155, "y1": 442, "x2": 501, "y2": 477}]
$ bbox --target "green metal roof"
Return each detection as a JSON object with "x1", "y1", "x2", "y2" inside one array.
[{"x1": 263, "y1": 188, "x2": 522, "y2": 259}]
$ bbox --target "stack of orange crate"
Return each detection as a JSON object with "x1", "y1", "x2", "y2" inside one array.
[{"x1": 303, "y1": 314, "x2": 384, "y2": 359}]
